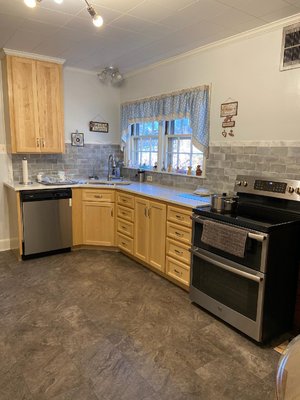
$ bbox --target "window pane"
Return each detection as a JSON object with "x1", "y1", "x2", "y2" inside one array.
[
  {"x1": 179, "y1": 139, "x2": 191, "y2": 153},
  {"x1": 153, "y1": 121, "x2": 159, "y2": 134},
  {"x1": 179, "y1": 154, "x2": 191, "y2": 169},
  {"x1": 140, "y1": 153, "x2": 150, "y2": 166},
  {"x1": 168, "y1": 137, "x2": 178, "y2": 152},
  {"x1": 151, "y1": 138, "x2": 158, "y2": 151},
  {"x1": 174, "y1": 118, "x2": 192, "y2": 135},
  {"x1": 151, "y1": 152, "x2": 158, "y2": 166}
]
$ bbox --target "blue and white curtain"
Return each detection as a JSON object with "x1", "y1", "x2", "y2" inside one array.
[{"x1": 121, "y1": 85, "x2": 210, "y2": 155}]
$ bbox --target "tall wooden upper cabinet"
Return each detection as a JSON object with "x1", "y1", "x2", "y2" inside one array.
[{"x1": 2, "y1": 54, "x2": 64, "y2": 153}]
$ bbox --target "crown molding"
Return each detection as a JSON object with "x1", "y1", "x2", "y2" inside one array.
[
  {"x1": 64, "y1": 66, "x2": 97, "y2": 75},
  {"x1": 125, "y1": 13, "x2": 300, "y2": 79},
  {"x1": 0, "y1": 48, "x2": 65, "y2": 64}
]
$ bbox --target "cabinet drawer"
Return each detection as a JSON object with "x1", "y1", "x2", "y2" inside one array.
[
  {"x1": 82, "y1": 190, "x2": 115, "y2": 202},
  {"x1": 117, "y1": 232, "x2": 133, "y2": 254},
  {"x1": 117, "y1": 205, "x2": 134, "y2": 222},
  {"x1": 167, "y1": 206, "x2": 192, "y2": 228},
  {"x1": 117, "y1": 218, "x2": 134, "y2": 238},
  {"x1": 117, "y1": 192, "x2": 134, "y2": 209},
  {"x1": 166, "y1": 256, "x2": 190, "y2": 286},
  {"x1": 166, "y1": 238, "x2": 191, "y2": 265},
  {"x1": 167, "y1": 222, "x2": 191, "y2": 245}
]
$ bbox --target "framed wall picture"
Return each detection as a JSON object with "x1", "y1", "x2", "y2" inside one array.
[
  {"x1": 89, "y1": 121, "x2": 109, "y2": 133},
  {"x1": 71, "y1": 132, "x2": 84, "y2": 147},
  {"x1": 220, "y1": 101, "x2": 238, "y2": 117}
]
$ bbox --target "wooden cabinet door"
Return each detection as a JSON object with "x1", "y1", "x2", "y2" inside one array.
[
  {"x1": 10, "y1": 56, "x2": 39, "y2": 152},
  {"x1": 82, "y1": 202, "x2": 115, "y2": 246},
  {"x1": 148, "y1": 200, "x2": 166, "y2": 272},
  {"x1": 134, "y1": 197, "x2": 149, "y2": 263},
  {"x1": 36, "y1": 61, "x2": 64, "y2": 153}
]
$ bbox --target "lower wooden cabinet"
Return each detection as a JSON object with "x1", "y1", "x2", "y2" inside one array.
[
  {"x1": 72, "y1": 188, "x2": 115, "y2": 247},
  {"x1": 82, "y1": 202, "x2": 115, "y2": 246},
  {"x1": 134, "y1": 196, "x2": 166, "y2": 272}
]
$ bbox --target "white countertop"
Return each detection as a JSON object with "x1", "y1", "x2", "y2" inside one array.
[{"x1": 4, "y1": 181, "x2": 211, "y2": 209}]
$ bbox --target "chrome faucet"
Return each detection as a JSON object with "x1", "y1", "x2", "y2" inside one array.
[{"x1": 107, "y1": 154, "x2": 114, "y2": 181}]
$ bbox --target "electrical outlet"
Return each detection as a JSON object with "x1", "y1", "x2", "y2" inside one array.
[{"x1": 146, "y1": 175, "x2": 153, "y2": 182}]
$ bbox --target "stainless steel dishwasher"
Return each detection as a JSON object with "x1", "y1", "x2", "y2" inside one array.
[{"x1": 20, "y1": 188, "x2": 72, "y2": 259}]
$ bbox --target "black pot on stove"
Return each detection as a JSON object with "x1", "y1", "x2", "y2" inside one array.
[{"x1": 211, "y1": 193, "x2": 239, "y2": 213}]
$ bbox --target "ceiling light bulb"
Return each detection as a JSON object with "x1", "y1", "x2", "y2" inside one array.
[
  {"x1": 93, "y1": 14, "x2": 103, "y2": 27},
  {"x1": 54, "y1": 0, "x2": 63, "y2": 3},
  {"x1": 24, "y1": 0, "x2": 37, "y2": 8}
]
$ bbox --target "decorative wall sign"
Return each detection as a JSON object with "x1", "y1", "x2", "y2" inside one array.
[
  {"x1": 89, "y1": 121, "x2": 109, "y2": 133},
  {"x1": 71, "y1": 132, "x2": 84, "y2": 147},
  {"x1": 220, "y1": 100, "x2": 238, "y2": 138},
  {"x1": 220, "y1": 101, "x2": 238, "y2": 117}
]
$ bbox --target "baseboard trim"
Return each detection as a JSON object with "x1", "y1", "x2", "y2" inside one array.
[{"x1": 0, "y1": 238, "x2": 12, "y2": 252}]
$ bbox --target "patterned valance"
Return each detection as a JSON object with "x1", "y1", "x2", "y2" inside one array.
[{"x1": 121, "y1": 85, "x2": 210, "y2": 154}]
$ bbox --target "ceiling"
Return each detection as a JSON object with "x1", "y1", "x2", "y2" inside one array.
[{"x1": 1, "y1": 0, "x2": 300, "y2": 74}]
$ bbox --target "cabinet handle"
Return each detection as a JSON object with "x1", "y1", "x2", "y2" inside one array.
[
  {"x1": 144, "y1": 207, "x2": 147, "y2": 217},
  {"x1": 122, "y1": 199, "x2": 127, "y2": 203},
  {"x1": 174, "y1": 269, "x2": 182, "y2": 276},
  {"x1": 175, "y1": 231, "x2": 183, "y2": 237},
  {"x1": 174, "y1": 249, "x2": 183, "y2": 255},
  {"x1": 121, "y1": 211, "x2": 127, "y2": 215},
  {"x1": 121, "y1": 226, "x2": 127, "y2": 230},
  {"x1": 121, "y1": 241, "x2": 127, "y2": 246},
  {"x1": 148, "y1": 206, "x2": 151, "y2": 218},
  {"x1": 36, "y1": 138, "x2": 40, "y2": 148},
  {"x1": 111, "y1": 209, "x2": 114, "y2": 217},
  {"x1": 94, "y1": 195, "x2": 102, "y2": 198},
  {"x1": 175, "y1": 214, "x2": 183, "y2": 220},
  {"x1": 41, "y1": 138, "x2": 45, "y2": 147}
]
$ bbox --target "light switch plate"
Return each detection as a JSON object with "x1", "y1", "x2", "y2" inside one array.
[{"x1": 146, "y1": 176, "x2": 153, "y2": 182}]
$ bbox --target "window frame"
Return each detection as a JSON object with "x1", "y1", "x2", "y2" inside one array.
[{"x1": 127, "y1": 118, "x2": 205, "y2": 176}]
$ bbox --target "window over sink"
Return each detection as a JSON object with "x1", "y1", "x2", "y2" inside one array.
[{"x1": 127, "y1": 118, "x2": 204, "y2": 175}]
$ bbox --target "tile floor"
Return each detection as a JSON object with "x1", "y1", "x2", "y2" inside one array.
[{"x1": 0, "y1": 250, "x2": 279, "y2": 399}]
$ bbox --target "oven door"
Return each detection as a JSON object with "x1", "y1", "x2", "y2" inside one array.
[
  {"x1": 192, "y1": 215, "x2": 269, "y2": 272},
  {"x1": 190, "y1": 247, "x2": 265, "y2": 342}
]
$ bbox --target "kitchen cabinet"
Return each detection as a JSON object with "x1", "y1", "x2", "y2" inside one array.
[
  {"x1": 134, "y1": 196, "x2": 166, "y2": 272},
  {"x1": 116, "y1": 192, "x2": 134, "y2": 254},
  {"x1": 79, "y1": 189, "x2": 115, "y2": 246},
  {"x1": 166, "y1": 205, "x2": 192, "y2": 288},
  {"x1": 2, "y1": 55, "x2": 64, "y2": 153}
]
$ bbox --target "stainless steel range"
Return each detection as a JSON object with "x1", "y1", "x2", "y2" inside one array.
[{"x1": 190, "y1": 175, "x2": 300, "y2": 342}]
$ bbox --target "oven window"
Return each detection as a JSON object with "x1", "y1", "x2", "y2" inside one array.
[{"x1": 192, "y1": 254, "x2": 259, "y2": 321}]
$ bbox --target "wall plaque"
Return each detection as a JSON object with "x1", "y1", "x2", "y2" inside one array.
[{"x1": 89, "y1": 121, "x2": 109, "y2": 133}]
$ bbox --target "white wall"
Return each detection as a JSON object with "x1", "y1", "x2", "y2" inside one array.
[
  {"x1": 120, "y1": 21, "x2": 300, "y2": 144},
  {"x1": 64, "y1": 68, "x2": 120, "y2": 145}
]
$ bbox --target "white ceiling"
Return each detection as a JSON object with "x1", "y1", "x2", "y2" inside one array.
[{"x1": 1, "y1": 0, "x2": 300, "y2": 74}]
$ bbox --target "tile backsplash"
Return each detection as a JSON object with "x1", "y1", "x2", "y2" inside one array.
[
  {"x1": 11, "y1": 143, "x2": 300, "y2": 192},
  {"x1": 123, "y1": 145, "x2": 300, "y2": 193},
  {"x1": 12, "y1": 143, "x2": 123, "y2": 182}
]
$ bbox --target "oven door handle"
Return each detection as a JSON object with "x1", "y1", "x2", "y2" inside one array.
[
  {"x1": 192, "y1": 250, "x2": 263, "y2": 283},
  {"x1": 247, "y1": 232, "x2": 266, "y2": 242}
]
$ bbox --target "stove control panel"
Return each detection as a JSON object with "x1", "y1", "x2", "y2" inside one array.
[
  {"x1": 235, "y1": 175, "x2": 300, "y2": 201},
  {"x1": 254, "y1": 180, "x2": 287, "y2": 193}
]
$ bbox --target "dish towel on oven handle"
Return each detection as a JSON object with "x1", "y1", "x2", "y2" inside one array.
[{"x1": 201, "y1": 220, "x2": 248, "y2": 258}]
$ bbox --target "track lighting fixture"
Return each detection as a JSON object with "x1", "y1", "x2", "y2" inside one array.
[{"x1": 24, "y1": 0, "x2": 104, "y2": 28}]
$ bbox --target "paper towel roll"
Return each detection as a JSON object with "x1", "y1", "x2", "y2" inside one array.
[{"x1": 22, "y1": 158, "x2": 29, "y2": 184}]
